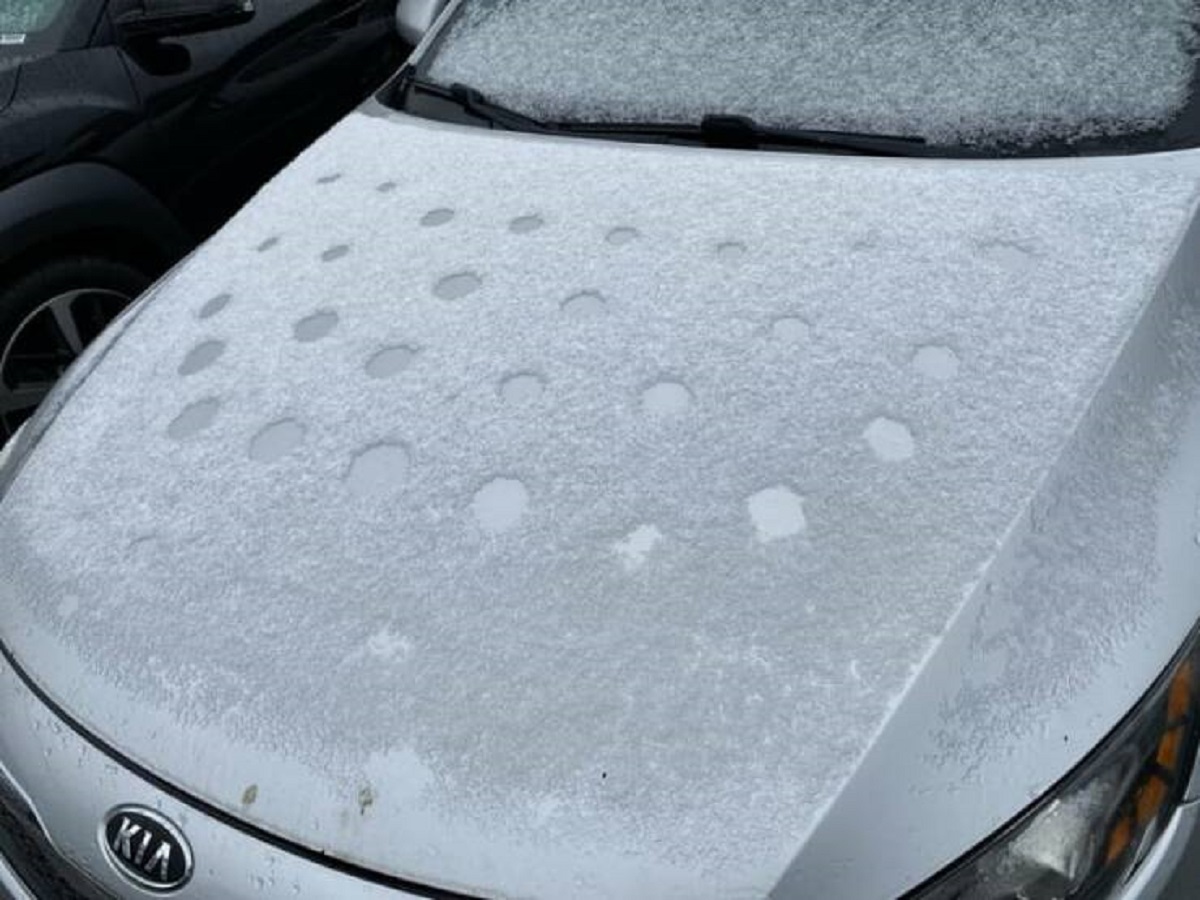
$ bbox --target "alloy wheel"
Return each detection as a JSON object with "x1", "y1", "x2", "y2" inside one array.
[{"x1": 0, "y1": 288, "x2": 131, "y2": 442}]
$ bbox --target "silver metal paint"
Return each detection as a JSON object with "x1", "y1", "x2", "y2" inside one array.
[
  {"x1": 1120, "y1": 803, "x2": 1200, "y2": 900},
  {"x1": 0, "y1": 652, "x2": 429, "y2": 900},
  {"x1": 1, "y1": 641, "x2": 1198, "y2": 899},
  {"x1": 3, "y1": 110, "x2": 1200, "y2": 899},
  {"x1": 771, "y1": 202, "x2": 1200, "y2": 899}
]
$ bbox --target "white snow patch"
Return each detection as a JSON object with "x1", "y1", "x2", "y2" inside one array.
[
  {"x1": 914, "y1": 345, "x2": 961, "y2": 381},
  {"x1": 427, "y1": 0, "x2": 1200, "y2": 147},
  {"x1": 471, "y1": 478, "x2": 529, "y2": 533},
  {"x1": 771, "y1": 317, "x2": 811, "y2": 344},
  {"x1": 366, "y1": 628, "x2": 414, "y2": 662},
  {"x1": 748, "y1": 487, "x2": 807, "y2": 542},
  {"x1": 641, "y1": 381, "x2": 692, "y2": 416},
  {"x1": 864, "y1": 417, "x2": 916, "y2": 462},
  {"x1": 612, "y1": 524, "x2": 664, "y2": 572}
]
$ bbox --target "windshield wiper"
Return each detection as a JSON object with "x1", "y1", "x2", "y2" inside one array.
[
  {"x1": 408, "y1": 79, "x2": 927, "y2": 157},
  {"x1": 567, "y1": 115, "x2": 927, "y2": 157},
  {"x1": 704, "y1": 114, "x2": 925, "y2": 156},
  {"x1": 409, "y1": 78, "x2": 552, "y2": 132}
]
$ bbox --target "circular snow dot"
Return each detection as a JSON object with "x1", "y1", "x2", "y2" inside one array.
[
  {"x1": 509, "y1": 214, "x2": 544, "y2": 234},
  {"x1": 716, "y1": 241, "x2": 748, "y2": 261},
  {"x1": 321, "y1": 245, "x2": 350, "y2": 263},
  {"x1": 613, "y1": 524, "x2": 664, "y2": 572},
  {"x1": 748, "y1": 486, "x2": 807, "y2": 542},
  {"x1": 434, "y1": 272, "x2": 482, "y2": 300},
  {"x1": 198, "y1": 293, "x2": 231, "y2": 320},
  {"x1": 294, "y1": 310, "x2": 339, "y2": 343},
  {"x1": 642, "y1": 381, "x2": 692, "y2": 416},
  {"x1": 317, "y1": 173, "x2": 342, "y2": 184},
  {"x1": 978, "y1": 239, "x2": 1038, "y2": 269},
  {"x1": 500, "y1": 373, "x2": 544, "y2": 404},
  {"x1": 250, "y1": 419, "x2": 305, "y2": 462},
  {"x1": 345, "y1": 444, "x2": 410, "y2": 498},
  {"x1": 913, "y1": 345, "x2": 960, "y2": 381},
  {"x1": 606, "y1": 227, "x2": 640, "y2": 246},
  {"x1": 257, "y1": 236, "x2": 279, "y2": 252},
  {"x1": 421, "y1": 208, "x2": 455, "y2": 227},
  {"x1": 366, "y1": 346, "x2": 417, "y2": 379},
  {"x1": 168, "y1": 399, "x2": 220, "y2": 440},
  {"x1": 561, "y1": 291, "x2": 607, "y2": 318},
  {"x1": 376, "y1": 181, "x2": 397, "y2": 193},
  {"x1": 864, "y1": 417, "x2": 916, "y2": 463},
  {"x1": 179, "y1": 340, "x2": 226, "y2": 376},
  {"x1": 472, "y1": 478, "x2": 529, "y2": 534},
  {"x1": 771, "y1": 317, "x2": 811, "y2": 343}
]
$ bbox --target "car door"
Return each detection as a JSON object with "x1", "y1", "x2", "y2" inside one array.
[
  {"x1": 0, "y1": 0, "x2": 142, "y2": 188},
  {"x1": 110, "y1": 0, "x2": 403, "y2": 236}
]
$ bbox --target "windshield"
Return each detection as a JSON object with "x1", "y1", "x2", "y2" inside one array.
[
  {"x1": 403, "y1": 0, "x2": 1200, "y2": 157},
  {"x1": 1, "y1": 0, "x2": 67, "y2": 38}
]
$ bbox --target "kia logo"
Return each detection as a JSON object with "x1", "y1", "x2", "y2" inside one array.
[{"x1": 100, "y1": 806, "x2": 194, "y2": 893}]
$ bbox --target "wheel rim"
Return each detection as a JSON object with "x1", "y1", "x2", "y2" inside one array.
[{"x1": 0, "y1": 288, "x2": 132, "y2": 441}]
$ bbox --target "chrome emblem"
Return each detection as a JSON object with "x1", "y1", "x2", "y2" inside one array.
[{"x1": 100, "y1": 806, "x2": 194, "y2": 893}]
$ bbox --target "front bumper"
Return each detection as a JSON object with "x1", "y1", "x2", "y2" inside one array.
[
  {"x1": 0, "y1": 647, "x2": 430, "y2": 900},
  {"x1": 1, "y1": 639, "x2": 1198, "y2": 900}
]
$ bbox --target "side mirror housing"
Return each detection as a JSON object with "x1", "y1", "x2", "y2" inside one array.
[
  {"x1": 116, "y1": 0, "x2": 255, "y2": 41},
  {"x1": 395, "y1": 0, "x2": 449, "y2": 46}
]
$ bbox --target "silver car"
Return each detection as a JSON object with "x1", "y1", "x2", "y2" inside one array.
[{"x1": 4, "y1": 1, "x2": 1200, "y2": 898}]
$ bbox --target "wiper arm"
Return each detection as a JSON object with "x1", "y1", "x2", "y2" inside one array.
[
  {"x1": 409, "y1": 78, "x2": 551, "y2": 133},
  {"x1": 566, "y1": 114, "x2": 927, "y2": 157},
  {"x1": 699, "y1": 114, "x2": 926, "y2": 156}
]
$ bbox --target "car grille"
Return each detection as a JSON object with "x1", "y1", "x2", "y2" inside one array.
[{"x1": 0, "y1": 769, "x2": 115, "y2": 900}]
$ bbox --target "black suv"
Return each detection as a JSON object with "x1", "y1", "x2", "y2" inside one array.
[{"x1": 0, "y1": 0, "x2": 406, "y2": 441}]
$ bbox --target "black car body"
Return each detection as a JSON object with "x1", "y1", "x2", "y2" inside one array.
[{"x1": 0, "y1": 0, "x2": 406, "y2": 441}]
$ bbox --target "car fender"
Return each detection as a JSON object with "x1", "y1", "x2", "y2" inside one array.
[{"x1": 0, "y1": 162, "x2": 193, "y2": 273}]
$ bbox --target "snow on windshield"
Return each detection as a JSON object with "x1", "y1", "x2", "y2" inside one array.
[
  {"x1": 0, "y1": 0, "x2": 65, "y2": 34},
  {"x1": 426, "y1": 0, "x2": 1200, "y2": 147}
]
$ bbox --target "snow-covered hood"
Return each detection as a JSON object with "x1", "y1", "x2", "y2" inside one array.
[{"x1": 4, "y1": 109, "x2": 1200, "y2": 900}]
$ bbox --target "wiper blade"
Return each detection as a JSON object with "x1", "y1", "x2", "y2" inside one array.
[
  {"x1": 701, "y1": 114, "x2": 926, "y2": 156},
  {"x1": 407, "y1": 78, "x2": 927, "y2": 156},
  {"x1": 567, "y1": 115, "x2": 927, "y2": 157}
]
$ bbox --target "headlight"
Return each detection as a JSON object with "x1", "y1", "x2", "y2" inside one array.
[{"x1": 912, "y1": 623, "x2": 1200, "y2": 900}]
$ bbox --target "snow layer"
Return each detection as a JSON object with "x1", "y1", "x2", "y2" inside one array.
[
  {"x1": 1, "y1": 110, "x2": 1199, "y2": 900},
  {"x1": 427, "y1": 0, "x2": 1200, "y2": 148}
]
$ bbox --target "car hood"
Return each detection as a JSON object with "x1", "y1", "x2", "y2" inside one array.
[{"x1": 4, "y1": 110, "x2": 1200, "y2": 900}]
